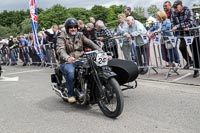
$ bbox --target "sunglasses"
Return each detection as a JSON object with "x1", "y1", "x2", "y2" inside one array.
[{"x1": 68, "y1": 26, "x2": 78, "y2": 29}]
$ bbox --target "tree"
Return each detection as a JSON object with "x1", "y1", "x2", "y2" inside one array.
[
  {"x1": 91, "y1": 5, "x2": 108, "y2": 22},
  {"x1": 147, "y1": 5, "x2": 159, "y2": 17},
  {"x1": 20, "y1": 18, "x2": 32, "y2": 34},
  {"x1": 0, "y1": 3, "x2": 150, "y2": 37},
  {"x1": 133, "y1": 7, "x2": 145, "y2": 16},
  {"x1": 9, "y1": 23, "x2": 20, "y2": 36},
  {"x1": 110, "y1": 5, "x2": 125, "y2": 15},
  {"x1": 38, "y1": 4, "x2": 69, "y2": 29},
  {"x1": 67, "y1": 8, "x2": 92, "y2": 23},
  {"x1": 106, "y1": 8, "x2": 116, "y2": 22},
  {"x1": 0, "y1": 25, "x2": 10, "y2": 38},
  {"x1": 0, "y1": 10, "x2": 29, "y2": 28}
]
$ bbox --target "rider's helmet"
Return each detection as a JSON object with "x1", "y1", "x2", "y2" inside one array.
[{"x1": 64, "y1": 18, "x2": 78, "y2": 33}]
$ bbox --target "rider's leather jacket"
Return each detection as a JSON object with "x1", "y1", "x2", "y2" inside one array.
[{"x1": 56, "y1": 31, "x2": 102, "y2": 64}]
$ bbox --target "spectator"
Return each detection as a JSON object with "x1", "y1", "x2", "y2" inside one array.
[
  {"x1": 18, "y1": 35, "x2": 30, "y2": 66},
  {"x1": 44, "y1": 24, "x2": 60, "y2": 49},
  {"x1": 36, "y1": 32, "x2": 47, "y2": 65},
  {"x1": 146, "y1": 15, "x2": 170, "y2": 66},
  {"x1": 125, "y1": 16, "x2": 149, "y2": 74},
  {"x1": 89, "y1": 17, "x2": 96, "y2": 27},
  {"x1": 9, "y1": 37, "x2": 18, "y2": 65},
  {"x1": 85, "y1": 23, "x2": 96, "y2": 52},
  {"x1": 0, "y1": 39, "x2": 9, "y2": 65},
  {"x1": 171, "y1": 0, "x2": 199, "y2": 77},
  {"x1": 123, "y1": 6, "x2": 137, "y2": 61},
  {"x1": 86, "y1": 23, "x2": 96, "y2": 42},
  {"x1": 155, "y1": 10, "x2": 180, "y2": 67},
  {"x1": 123, "y1": 6, "x2": 137, "y2": 19},
  {"x1": 123, "y1": 7, "x2": 132, "y2": 17},
  {"x1": 59, "y1": 24, "x2": 65, "y2": 32},
  {"x1": 44, "y1": 24, "x2": 60, "y2": 65},
  {"x1": 163, "y1": 1, "x2": 173, "y2": 20},
  {"x1": 115, "y1": 13, "x2": 131, "y2": 60},
  {"x1": 78, "y1": 20, "x2": 88, "y2": 38},
  {"x1": 95, "y1": 20, "x2": 118, "y2": 58}
]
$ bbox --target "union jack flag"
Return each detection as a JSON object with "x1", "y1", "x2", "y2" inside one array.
[{"x1": 29, "y1": 0, "x2": 43, "y2": 60}]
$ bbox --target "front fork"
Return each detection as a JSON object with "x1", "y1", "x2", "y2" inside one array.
[{"x1": 92, "y1": 68, "x2": 116, "y2": 100}]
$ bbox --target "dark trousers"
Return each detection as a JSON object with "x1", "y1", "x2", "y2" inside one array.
[
  {"x1": 161, "y1": 44, "x2": 169, "y2": 62},
  {"x1": 179, "y1": 38, "x2": 192, "y2": 63},
  {"x1": 135, "y1": 44, "x2": 149, "y2": 68},
  {"x1": 190, "y1": 37, "x2": 200, "y2": 69}
]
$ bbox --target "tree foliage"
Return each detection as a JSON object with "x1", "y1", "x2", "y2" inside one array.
[
  {"x1": 134, "y1": 7, "x2": 145, "y2": 16},
  {"x1": 0, "y1": 25, "x2": 10, "y2": 38},
  {"x1": 38, "y1": 4, "x2": 68, "y2": 30},
  {"x1": 147, "y1": 5, "x2": 159, "y2": 17},
  {"x1": 91, "y1": 5, "x2": 108, "y2": 22},
  {"x1": 20, "y1": 18, "x2": 32, "y2": 34},
  {"x1": 0, "y1": 4, "x2": 147, "y2": 38}
]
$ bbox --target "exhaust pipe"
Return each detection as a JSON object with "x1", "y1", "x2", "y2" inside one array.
[{"x1": 51, "y1": 84, "x2": 68, "y2": 100}]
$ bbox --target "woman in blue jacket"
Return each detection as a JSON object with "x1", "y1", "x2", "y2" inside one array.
[{"x1": 155, "y1": 10, "x2": 180, "y2": 67}]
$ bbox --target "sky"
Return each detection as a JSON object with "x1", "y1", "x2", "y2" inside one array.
[{"x1": 0, "y1": 0, "x2": 199, "y2": 13}]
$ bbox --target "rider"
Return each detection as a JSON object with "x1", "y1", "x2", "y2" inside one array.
[{"x1": 56, "y1": 18, "x2": 102, "y2": 103}]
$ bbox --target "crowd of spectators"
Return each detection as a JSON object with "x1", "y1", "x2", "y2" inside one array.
[{"x1": 0, "y1": 0, "x2": 199, "y2": 78}]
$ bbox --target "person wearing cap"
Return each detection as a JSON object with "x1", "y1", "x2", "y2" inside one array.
[{"x1": 171, "y1": 0, "x2": 199, "y2": 78}]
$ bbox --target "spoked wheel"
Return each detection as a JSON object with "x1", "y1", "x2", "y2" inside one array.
[{"x1": 97, "y1": 77, "x2": 124, "y2": 118}]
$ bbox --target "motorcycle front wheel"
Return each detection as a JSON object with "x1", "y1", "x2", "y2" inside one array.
[{"x1": 96, "y1": 77, "x2": 124, "y2": 118}]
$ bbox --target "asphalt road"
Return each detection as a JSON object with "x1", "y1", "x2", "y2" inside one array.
[{"x1": 0, "y1": 65, "x2": 200, "y2": 133}]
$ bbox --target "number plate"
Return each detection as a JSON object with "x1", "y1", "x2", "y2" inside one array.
[{"x1": 95, "y1": 53, "x2": 108, "y2": 66}]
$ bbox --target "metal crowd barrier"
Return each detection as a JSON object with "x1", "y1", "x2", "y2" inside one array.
[
  {"x1": 100, "y1": 26, "x2": 200, "y2": 79},
  {"x1": 1, "y1": 27, "x2": 199, "y2": 80},
  {"x1": 0, "y1": 43, "x2": 58, "y2": 68},
  {"x1": 136, "y1": 26, "x2": 200, "y2": 79}
]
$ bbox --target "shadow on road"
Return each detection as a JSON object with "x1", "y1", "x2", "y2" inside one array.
[{"x1": 36, "y1": 95, "x2": 115, "y2": 120}]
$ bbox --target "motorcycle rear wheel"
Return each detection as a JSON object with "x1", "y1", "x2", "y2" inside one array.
[{"x1": 97, "y1": 77, "x2": 124, "y2": 118}]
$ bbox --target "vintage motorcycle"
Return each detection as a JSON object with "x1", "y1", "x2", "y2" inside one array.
[{"x1": 51, "y1": 50, "x2": 139, "y2": 118}]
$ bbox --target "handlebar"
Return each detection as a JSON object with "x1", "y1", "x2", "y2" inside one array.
[
  {"x1": 84, "y1": 50, "x2": 99, "y2": 55},
  {"x1": 109, "y1": 36, "x2": 125, "y2": 40}
]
